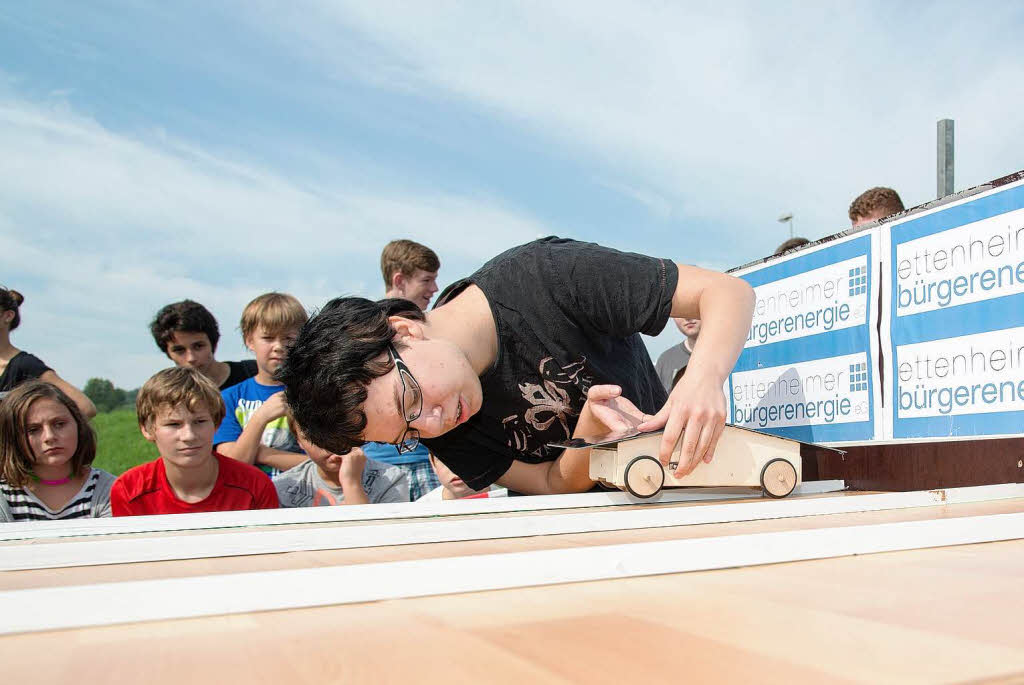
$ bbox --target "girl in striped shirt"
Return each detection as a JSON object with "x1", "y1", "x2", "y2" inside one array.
[{"x1": 0, "y1": 381, "x2": 114, "y2": 522}]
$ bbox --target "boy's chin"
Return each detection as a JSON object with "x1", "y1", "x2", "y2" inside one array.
[{"x1": 166, "y1": 449, "x2": 214, "y2": 466}]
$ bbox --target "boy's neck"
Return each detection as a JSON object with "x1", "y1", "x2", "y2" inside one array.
[
  {"x1": 163, "y1": 453, "x2": 219, "y2": 502},
  {"x1": 684, "y1": 336, "x2": 696, "y2": 353},
  {"x1": 428, "y1": 285, "x2": 498, "y2": 375},
  {"x1": 254, "y1": 370, "x2": 283, "y2": 386}
]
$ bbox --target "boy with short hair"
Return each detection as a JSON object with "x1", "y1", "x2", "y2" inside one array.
[
  {"x1": 274, "y1": 414, "x2": 409, "y2": 507},
  {"x1": 214, "y1": 293, "x2": 308, "y2": 477},
  {"x1": 110, "y1": 367, "x2": 278, "y2": 516},
  {"x1": 849, "y1": 187, "x2": 905, "y2": 227},
  {"x1": 417, "y1": 452, "x2": 507, "y2": 501},
  {"x1": 149, "y1": 299, "x2": 258, "y2": 390},
  {"x1": 381, "y1": 239, "x2": 441, "y2": 311}
]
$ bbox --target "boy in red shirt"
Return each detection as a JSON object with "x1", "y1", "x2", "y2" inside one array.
[{"x1": 111, "y1": 367, "x2": 278, "y2": 516}]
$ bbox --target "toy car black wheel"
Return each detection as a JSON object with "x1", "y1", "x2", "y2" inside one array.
[
  {"x1": 624, "y1": 456, "x2": 665, "y2": 499},
  {"x1": 760, "y1": 458, "x2": 798, "y2": 498}
]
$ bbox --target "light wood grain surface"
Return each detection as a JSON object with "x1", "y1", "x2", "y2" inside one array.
[{"x1": 1, "y1": 492, "x2": 1021, "y2": 684}]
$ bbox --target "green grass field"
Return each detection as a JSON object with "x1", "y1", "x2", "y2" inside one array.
[{"x1": 91, "y1": 408, "x2": 159, "y2": 476}]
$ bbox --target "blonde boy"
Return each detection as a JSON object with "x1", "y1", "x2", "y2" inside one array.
[
  {"x1": 214, "y1": 293, "x2": 308, "y2": 476},
  {"x1": 110, "y1": 368, "x2": 278, "y2": 516}
]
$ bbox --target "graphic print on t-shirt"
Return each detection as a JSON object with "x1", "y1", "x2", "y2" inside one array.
[
  {"x1": 503, "y1": 356, "x2": 592, "y2": 459},
  {"x1": 234, "y1": 399, "x2": 299, "y2": 452}
]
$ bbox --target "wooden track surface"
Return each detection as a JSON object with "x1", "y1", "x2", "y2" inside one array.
[{"x1": 1, "y1": 490, "x2": 1022, "y2": 683}]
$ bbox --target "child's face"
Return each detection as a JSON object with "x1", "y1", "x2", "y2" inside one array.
[
  {"x1": 295, "y1": 431, "x2": 342, "y2": 474},
  {"x1": 166, "y1": 331, "x2": 216, "y2": 376},
  {"x1": 429, "y1": 454, "x2": 483, "y2": 499},
  {"x1": 25, "y1": 398, "x2": 78, "y2": 468},
  {"x1": 141, "y1": 403, "x2": 216, "y2": 468},
  {"x1": 246, "y1": 326, "x2": 299, "y2": 377}
]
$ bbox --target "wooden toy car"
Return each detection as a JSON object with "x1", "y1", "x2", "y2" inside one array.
[{"x1": 553, "y1": 425, "x2": 810, "y2": 499}]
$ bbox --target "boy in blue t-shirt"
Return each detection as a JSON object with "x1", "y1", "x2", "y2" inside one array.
[{"x1": 214, "y1": 293, "x2": 308, "y2": 477}]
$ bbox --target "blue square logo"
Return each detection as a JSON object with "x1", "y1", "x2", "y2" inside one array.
[{"x1": 848, "y1": 266, "x2": 867, "y2": 297}]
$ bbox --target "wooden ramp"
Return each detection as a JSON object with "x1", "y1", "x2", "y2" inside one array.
[{"x1": 1, "y1": 483, "x2": 1022, "y2": 684}]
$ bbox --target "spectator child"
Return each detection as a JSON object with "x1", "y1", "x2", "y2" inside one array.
[
  {"x1": 150, "y1": 300, "x2": 258, "y2": 390},
  {"x1": 417, "y1": 452, "x2": 507, "y2": 501},
  {"x1": 381, "y1": 239, "x2": 440, "y2": 311},
  {"x1": 849, "y1": 187, "x2": 904, "y2": 227},
  {"x1": 213, "y1": 293, "x2": 308, "y2": 476},
  {"x1": 110, "y1": 367, "x2": 278, "y2": 516},
  {"x1": 0, "y1": 287, "x2": 96, "y2": 417},
  {"x1": 0, "y1": 381, "x2": 114, "y2": 521},
  {"x1": 774, "y1": 237, "x2": 810, "y2": 256},
  {"x1": 274, "y1": 415, "x2": 408, "y2": 507},
  {"x1": 654, "y1": 318, "x2": 701, "y2": 392}
]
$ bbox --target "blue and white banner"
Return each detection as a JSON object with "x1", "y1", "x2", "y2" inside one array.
[
  {"x1": 883, "y1": 177, "x2": 1024, "y2": 439},
  {"x1": 728, "y1": 232, "x2": 881, "y2": 443}
]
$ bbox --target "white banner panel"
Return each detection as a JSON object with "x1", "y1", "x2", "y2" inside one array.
[
  {"x1": 883, "y1": 175, "x2": 1024, "y2": 438},
  {"x1": 729, "y1": 231, "x2": 881, "y2": 443}
]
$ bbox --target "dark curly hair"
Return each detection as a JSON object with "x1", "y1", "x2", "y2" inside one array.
[
  {"x1": 0, "y1": 287, "x2": 24, "y2": 331},
  {"x1": 150, "y1": 300, "x2": 221, "y2": 355},
  {"x1": 849, "y1": 187, "x2": 904, "y2": 223},
  {"x1": 278, "y1": 297, "x2": 424, "y2": 455}
]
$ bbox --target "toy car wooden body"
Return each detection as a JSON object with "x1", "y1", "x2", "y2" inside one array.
[{"x1": 553, "y1": 425, "x2": 810, "y2": 499}]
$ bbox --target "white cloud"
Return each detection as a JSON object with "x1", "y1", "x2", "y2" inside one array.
[
  {"x1": 249, "y1": 1, "x2": 1024, "y2": 254},
  {"x1": 0, "y1": 97, "x2": 548, "y2": 387}
]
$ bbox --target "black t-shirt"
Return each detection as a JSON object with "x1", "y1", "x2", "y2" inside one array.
[
  {"x1": 221, "y1": 359, "x2": 259, "y2": 390},
  {"x1": 423, "y1": 237, "x2": 678, "y2": 490},
  {"x1": 0, "y1": 351, "x2": 51, "y2": 395}
]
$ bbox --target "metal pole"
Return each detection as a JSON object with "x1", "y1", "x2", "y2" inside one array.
[{"x1": 937, "y1": 119, "x2": 954, "y2": 198}]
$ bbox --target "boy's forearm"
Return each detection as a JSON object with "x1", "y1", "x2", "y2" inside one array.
[
  {"x1": 546, "y1": 447, "x2": 597, "y2": 493},
  {"x1": 339, "y1": 478, "x2": 369, "y2": 505},
  {"x1": 225, "y1": 417, "x2": 273, "y2": 464},
  {"x1": 676, "y1": 271, "x2": 754, "y2": 383},
  {"x1": 255, "y1": 447, "x2": 307, "y2": 472}
]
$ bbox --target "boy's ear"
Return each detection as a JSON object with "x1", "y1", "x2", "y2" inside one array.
[
  {"x1": 139, "y1": 422, "x2": 156, "y2": 443},
  {"x1": 390, "y1": 271, "x2": 405, "y2": 292},
  {"x1": 388, "y1": 316, "x2": 425, "y2": 342}
]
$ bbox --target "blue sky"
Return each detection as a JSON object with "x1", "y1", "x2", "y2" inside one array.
[{"x1": 2, "y1": 1, "x2": 1023, "y2": 388}]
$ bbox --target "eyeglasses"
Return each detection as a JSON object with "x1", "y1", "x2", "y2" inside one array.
[{"x1": 389, "y1": 344, "x2": 422, "y2": 453}]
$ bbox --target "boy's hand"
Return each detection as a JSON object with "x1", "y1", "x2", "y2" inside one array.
[
  {"x1": 338, "y1": 447, "x2": 367, "y2": 487},
  {"x1": 638, "y1": 371, "x2": 726, "y2": 478},
  {"x1": 256, "y1": 392, "x2": 289, "y2": 422},
  {"x1": 577, "y1": 385, "x2": 646, "y2": 436}
]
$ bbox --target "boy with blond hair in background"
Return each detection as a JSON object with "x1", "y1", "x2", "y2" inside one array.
[
  {"x1": 214, "y1": 293, "x2": 308, "y2": 477},
  {"x1": 110, "y1": 367, "x2": 278, "y2": 516}
]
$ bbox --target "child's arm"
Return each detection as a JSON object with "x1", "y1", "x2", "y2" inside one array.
[
  {"x1": 337, "y1": 449, "x2": 369, "y2": 505},
  {"x1": 39, "y1": 370, "x2": 97, "y2": 419},
  {"x1": 254, "y1": 447, "x2": 308, "y2": 472},
  {"x1": 498, "y1": 385, "x2": 645, "y2": 495},
  {"x1": 218, "y1": 392, "x2": 288, "y2": 464}
]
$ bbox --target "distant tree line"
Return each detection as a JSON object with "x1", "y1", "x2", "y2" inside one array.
[{"x1": 83, "y1": 378, "x2": 138, "y2": 413}]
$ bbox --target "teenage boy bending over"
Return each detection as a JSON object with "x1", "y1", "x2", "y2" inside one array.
[
  {"x1": 150, "y1": 300, "x2": 258, "y2": 390},
  {"x1": 280, "y1": 237, "x2": 754, "y2": 495},
  {"x1": 273, "y1": 412, "x2": 409, "y2": 507},
  {"x1": 214, "y1": 293, "x2": 308, "y2": 477},
  {"x1": 110, "y1": 367, "x2": 279, "y2": 516}
]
